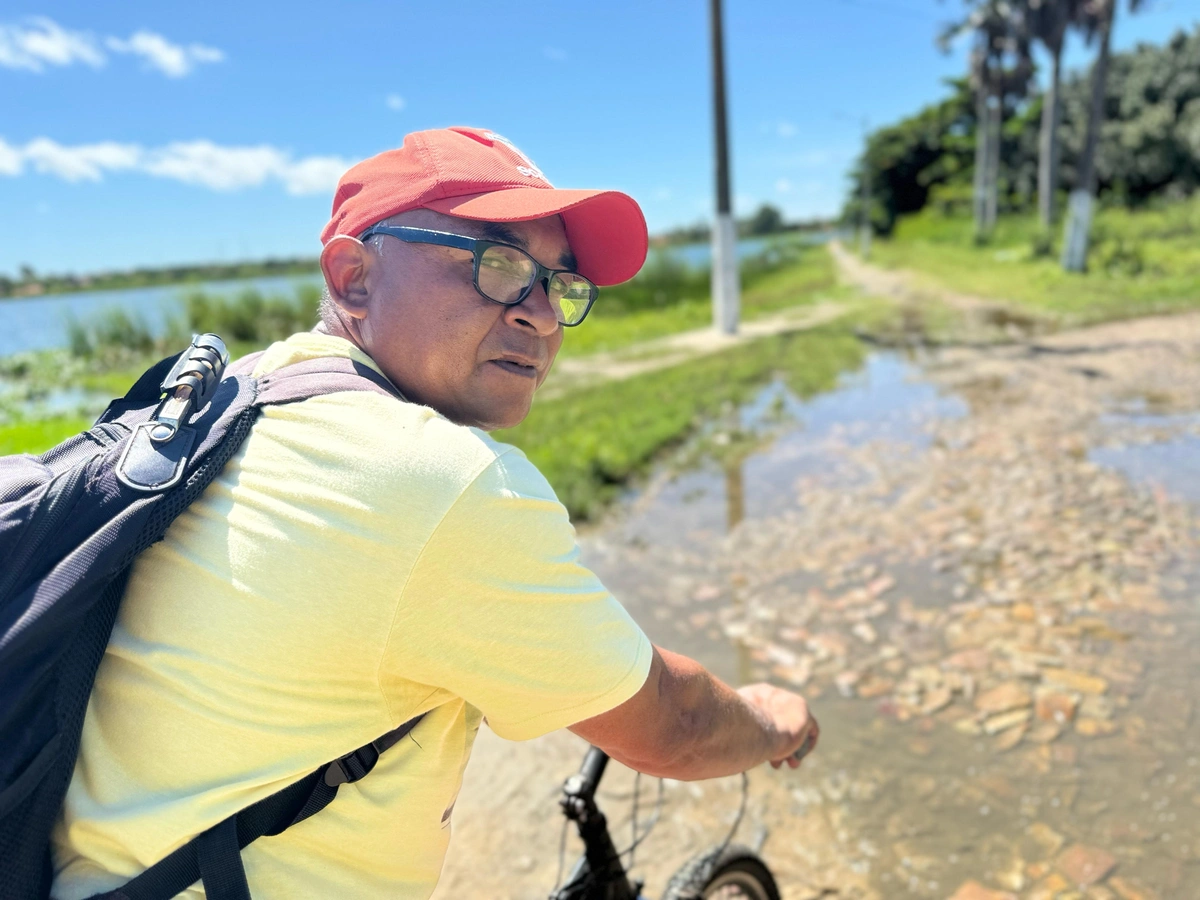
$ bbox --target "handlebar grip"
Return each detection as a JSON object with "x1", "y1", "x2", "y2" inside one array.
[
  {"x1": 790, "y1": 731, "x2": 817, "y2": 762},
  {"x1": 580, "y1": 746, "x2": 609, "y2": 789}
]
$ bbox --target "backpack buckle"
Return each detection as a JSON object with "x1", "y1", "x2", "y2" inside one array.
[
  {"x1": 151, "y1": 334, "x2": 230, "y2": 443},
  {"x1": 324, "y1": 743, "x2": 382, "y2": 787}
]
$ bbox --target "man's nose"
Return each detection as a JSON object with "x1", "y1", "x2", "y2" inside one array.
[{"x1": 503, "y1": 278, "x2": 561, "y2": 336}]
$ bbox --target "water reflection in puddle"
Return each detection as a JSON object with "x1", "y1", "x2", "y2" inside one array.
[
  {"x1": 1092, "y1": 411, "x2": 1200, "y2": 506},
  {"x1": 579, "y1": 351, "x2": 1200, "y2": 898},
  {"x1": 598, "y1": 355, "x2": 966, "y2": 554}
]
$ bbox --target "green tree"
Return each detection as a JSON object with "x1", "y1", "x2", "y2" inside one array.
[
  {"x1": 743, "y1": 204, "x2": 785, "y2": 235},
  {"x1": 843, "y1": 79, "x2": 977, "y2": 235},
  {"x1": 843, "y1": 25, "x2": 1200, "y2": 235},
  {"x1": 942, "y1": 0, "x2": 1035, "y2": 240}
]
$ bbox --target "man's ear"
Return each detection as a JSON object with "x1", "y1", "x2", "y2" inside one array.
[{"x1": 320, "y1": 235, "x2": 372, "y2": 320}]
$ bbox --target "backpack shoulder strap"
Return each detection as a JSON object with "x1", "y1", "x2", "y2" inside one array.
[
  {"x1": 95, "y1": 714, "x2": 426, "y2": 900},
  {"x1": 253, "y1": 356, "x2": 405, "y2": 408}
]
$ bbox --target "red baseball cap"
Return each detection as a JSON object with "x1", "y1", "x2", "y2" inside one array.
[{"x1": 321, "y1": 127, "x2": 648, "y2": 286}]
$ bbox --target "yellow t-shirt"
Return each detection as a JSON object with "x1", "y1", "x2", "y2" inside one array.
[{"x1": 51, "y1": 332, "x2": 652, "y2": 900}]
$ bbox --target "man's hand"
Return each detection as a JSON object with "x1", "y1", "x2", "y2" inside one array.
[{"x1": 737, "y1": 683, "x2": 819, "y2": 770}]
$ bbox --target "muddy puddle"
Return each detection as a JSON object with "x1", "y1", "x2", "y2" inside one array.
[
  {"x1": 1092, "y1": 410, "x2": 1200, "y2": 507},
  {"x1": 570, "y1": 348, "x2": 1200, "y2": 899}
]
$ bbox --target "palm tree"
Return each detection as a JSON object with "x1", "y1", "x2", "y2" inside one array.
[
  {"x1": 942, "y1": 0, "x2": 1033, "y2": 241},
  {"x1": 1061, "y1": 0, "x2": 1143, "y2": 271},
  {"x1": 1026, "y1": 0, "x2": 1090, "y2": 227}
]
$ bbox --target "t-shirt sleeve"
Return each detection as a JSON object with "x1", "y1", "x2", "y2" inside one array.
[{"x1": 378, "y1": 449, "x2": 653, "y2": 741}]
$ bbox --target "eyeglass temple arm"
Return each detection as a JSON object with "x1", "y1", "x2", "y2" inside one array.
[{"x1": 359, "y1": 226, "x2": 476, "y2": 252}]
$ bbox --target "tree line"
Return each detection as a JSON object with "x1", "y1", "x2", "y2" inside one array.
[
  {"x1": 654, "y1": 204, "x2": 835, "y2": 247},
  {"x1": 845, "y1": 4, "x2": 1198, "y2": 271},
  {"x1": 1, "y1": 257, "x2": 321, "y2": 300}
]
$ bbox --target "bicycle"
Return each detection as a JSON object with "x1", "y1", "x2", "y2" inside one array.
[{"x1": 547, "y1": 738, "x2": 814, "y2": 900}]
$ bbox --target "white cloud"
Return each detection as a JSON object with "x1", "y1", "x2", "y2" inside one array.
[
  {"x1": 24, "y1": 137, "x2": 139, "y2": 181},
  {"x1": 106, "y1": 30, "x2": 224, "y2": 78},
  {"x1": 276, "y1": 155, "x2": 352, "y2": 195},
  {"x1": 385, "y1": 93, "x2": 405, "y2": 112},
  {"x1": 775, "y1": 178, "x2": 792, "y2": 194},
  {"x1": 0, "y1": 136, "x2": 352, "y2": 195},
  {"x1": 0, "y1": 17, "x2": 222, "y2": 77},
  {"x1": 0, "y1": 17, "x2": 104, "y2": 72},
  {"x1": 0, "y1": 138, "x2": 23, "y2": 175},
  {"x1": 776, "y1": 121, "x2": 798, "y2": 138},
  {"x1": 142, "y1": 142, "x2": 286, "y2": 190}
]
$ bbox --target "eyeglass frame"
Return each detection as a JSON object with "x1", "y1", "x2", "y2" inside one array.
[{"x1": 357, "y1": 224, "x2": 600, "y2": 327}]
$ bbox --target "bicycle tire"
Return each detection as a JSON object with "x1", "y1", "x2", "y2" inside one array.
[{"x1": 662, "y1": 843, "x2": 781, "y2": 900}]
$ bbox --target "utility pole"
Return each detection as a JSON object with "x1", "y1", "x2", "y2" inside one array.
[
  {"x1": 710, "y1": 0, "x2": 739, "y2": 335},
  {"x1": 858, "y1": 117, "x2": 872, "y2": 259}
]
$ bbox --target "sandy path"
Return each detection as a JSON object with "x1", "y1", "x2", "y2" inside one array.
[
  {"x1": 827, "y1": 240, "x2": 1001, "y2": 315},
  {"x1": 542, "y1": 301, "x2": 850, "y2": 399}
]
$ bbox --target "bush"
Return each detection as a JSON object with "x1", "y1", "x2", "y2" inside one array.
[
  {"x1": 597, "y1": 238, "x2": 812, "y2": 317},
  {"x1": 1096, "y1": 238, "x2": 1145, "y2": 276},
  {"x1": 63, "y1": 308, "x2": 154, "y2": 357},
  {"x1": 1029, "y1": 229, "x2": 1054, "y2": 259},
  {"x1": 183, "y1": 283, "x2": 321, "y2": 343}
]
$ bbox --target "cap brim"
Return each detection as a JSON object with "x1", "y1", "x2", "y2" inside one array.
[{"x1": 423, "y1": 188, "x2": 647, "y2": 286}]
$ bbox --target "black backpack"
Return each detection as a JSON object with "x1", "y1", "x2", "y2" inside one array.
[{"x1": 0, "y1": 335, "x2": 423, "y2": 900}]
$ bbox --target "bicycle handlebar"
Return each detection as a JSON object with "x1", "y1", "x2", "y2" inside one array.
[
  {"x1": 579, "y1": 746, "x2": 608, "y2": 792},
  {"x1": 790, "y1": 730, "x2": 817, "y2": 763}
]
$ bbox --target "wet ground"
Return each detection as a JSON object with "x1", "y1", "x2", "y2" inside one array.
[{"x1": 436, "y1": 312, "x2": 1200, "y2": 900}]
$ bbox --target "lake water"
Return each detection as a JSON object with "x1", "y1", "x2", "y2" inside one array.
[
  {"x1": 0, "y1": 274, "x2": 325, "y2": 359},
  {"x1": 0, "y1": 232, "x2": 836, "y2": 358}
]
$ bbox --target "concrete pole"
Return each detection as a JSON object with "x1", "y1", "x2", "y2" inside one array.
[
  {"x1": 710, "y1": 0, "x2": 740, "y2": 335},
  {"x1": 858, "y1": 118, "x2": 872, "y2": 259},
  {"x1": 1062, "y1": 0, "x2": 1115, "y2": 272}
]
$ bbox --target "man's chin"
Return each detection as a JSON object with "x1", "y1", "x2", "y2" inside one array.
[{"x1": 455, "y1": 395, "x2": 533, "y2": 432}]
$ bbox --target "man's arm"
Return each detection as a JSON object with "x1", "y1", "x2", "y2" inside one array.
[{"x1": 568, "y1": 645, "x2": 818, "y2": 781}]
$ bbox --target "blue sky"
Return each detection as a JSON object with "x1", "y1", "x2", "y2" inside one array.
[{"x1": 1, "y1": 0, "x2": 1194, "y2": 277}]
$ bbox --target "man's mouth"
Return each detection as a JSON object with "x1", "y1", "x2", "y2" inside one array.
[{"x1": 491, "y1": 358, "x2": 539, "y2": 378}]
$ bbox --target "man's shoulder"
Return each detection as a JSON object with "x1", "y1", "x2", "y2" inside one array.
[
  {"x1": 268, "y1": 390, "x2": 521, "y2": 486},
  {"x1": 243, "y1": 331, "x2": 555, "y2": 512}
]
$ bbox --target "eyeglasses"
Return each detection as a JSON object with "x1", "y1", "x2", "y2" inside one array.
[{"x1": 358, "y1": 225, "x2": 599, "y2": 327}]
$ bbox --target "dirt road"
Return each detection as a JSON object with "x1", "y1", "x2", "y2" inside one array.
[{"x1": 434, "y1": 259, "x2": 1200, "y2": 899}]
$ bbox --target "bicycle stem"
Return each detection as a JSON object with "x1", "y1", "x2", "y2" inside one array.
[{"x1": 557, "y1": 747, "x2": 639, "y2": 899}]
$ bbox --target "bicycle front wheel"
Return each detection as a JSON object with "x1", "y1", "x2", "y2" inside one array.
[{"x1": 662, "y1": 844, "x2": 781, "y2": 900}]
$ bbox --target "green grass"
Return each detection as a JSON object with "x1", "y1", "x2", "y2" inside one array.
[
  {"x1": 867, "y1": 198, "x2": 1200, "y2": 324},
  {"x1": 495, "y1": 319, "x2": 869, "y2": 520},
  {"x1": 0, "y1": 416, "x2": 93, "y2": 455},
  {"x1": 558, "y1": 244, "x2": 839, "y2": 357}
]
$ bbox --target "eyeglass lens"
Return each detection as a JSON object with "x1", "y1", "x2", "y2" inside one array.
[{"x1": 476, "y1": 245, "x2": 593, "y2": 325}]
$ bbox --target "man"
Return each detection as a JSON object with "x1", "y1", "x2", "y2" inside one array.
[{"x1": 51, "y1": 127, "x2": 817, "y2": 900}]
